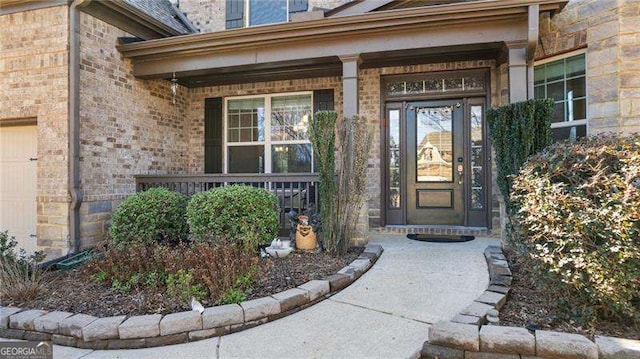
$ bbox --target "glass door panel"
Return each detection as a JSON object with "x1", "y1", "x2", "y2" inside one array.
[{"x1": 416, "y1": 107, "x2": 453, "y2": 182}]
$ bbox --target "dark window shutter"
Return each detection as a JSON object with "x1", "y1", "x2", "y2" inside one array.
[
  {"x1": 313, "y1": 89, "x2": 334, "y2": 112},
  {"x1": 288, "y1": 0, "x2": 308, "y2": 13},
  {"x1": 204, "y1": 98, "x2": 223, "y2": 173},
  {"x1": 226, "y1": 0, "x2": 244, "y2": 29}
]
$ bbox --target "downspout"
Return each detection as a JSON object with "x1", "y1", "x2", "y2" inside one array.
[
  {"x1": 526, "y1": 4, "x2": 539, "y2": 99},
  {"x1": 68, "y1": 0, "x2": 84, "y2": 254}
]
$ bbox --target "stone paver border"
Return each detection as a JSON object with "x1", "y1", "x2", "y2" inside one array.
[
  {"x1": 0, "y1": 244, "x2": 383, "y2": 349},
  {"x1": 420, "y1": 245, "x2": 640, "y2": 359}
]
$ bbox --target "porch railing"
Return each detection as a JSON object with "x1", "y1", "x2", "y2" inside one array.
[{"x1": 135, "y1": 173, "x2": 320, "y2": 235}]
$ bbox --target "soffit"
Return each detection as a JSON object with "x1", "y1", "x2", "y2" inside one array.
[{"x1": 116, "y1": 0, "x2": 567, "y2": 86}]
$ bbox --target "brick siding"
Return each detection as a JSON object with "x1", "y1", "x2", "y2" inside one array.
[{"x1": 0, "y1": 6, "x2": 71, "y2": 258}]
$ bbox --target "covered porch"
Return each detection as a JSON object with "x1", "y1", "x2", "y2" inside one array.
[{"x1": 113, "y1": 0, "x2": 566, "y2": 234}]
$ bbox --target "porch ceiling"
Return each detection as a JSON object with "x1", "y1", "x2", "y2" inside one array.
[{"x1": 117, "y1": 0, "x2": 567, "y2": 88}]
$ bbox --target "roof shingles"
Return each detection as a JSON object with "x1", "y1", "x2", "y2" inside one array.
[{"x1": 123, "y1": 0, "x2": 194, "y2": 35}]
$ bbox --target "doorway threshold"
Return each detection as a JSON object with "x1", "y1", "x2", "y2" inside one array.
[{"x1": 373, "y1": 225, "x2": 492, "y2": 237}]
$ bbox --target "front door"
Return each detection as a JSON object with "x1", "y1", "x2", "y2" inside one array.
[
  {"x1": 407, "y1": 100, "x2": 464, "y2": 225},
  {"x1": 384, "y1": 98, "x2": 488, "y2": 227}
]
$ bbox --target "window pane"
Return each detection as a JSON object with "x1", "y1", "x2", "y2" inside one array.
[
  {"x1": 272, "y1": 144, "x2": 312, "y2": 173},
  {"x1": 227, "y1": 98, "x2": 264, "y2": 143},
  {"x1": 271, "y1": 94, "x2": 312, "y2": 141},
  {"x1": 534, "y1": 67, "x2": 545, "y2": 85},
  {"x1": 228, "y1": 146, "x2": 264, "y2": 173},
  {"x1": 570, "y1": 98, "x2": 586, "y2": 121},
  {"x1": 444, "y1": 78, "x2": 463, "y2": 91},
  {"x1": 546, "y1": 61, "x2": 564, "y2": 82},
  {"x1": 552, "y1": 125, "x2": 587, "y2": 141},
  {"x1": 249, "y1": 0, "x2": 287, "y2": 26},
  {"x1": 552, "y1": 102, "x2": 565, "y2": 123},
  {"x1": 534, "y1": 85, "x2": 545, "y2": 98},
  {"x1": 566, "y1": 55, "x2": 586, "y2": 77},
  {"x1": 547, "y1": 81, "x2": 565, "y2": 101},
  {"x1": 566, "y1": 77, "x2": 586, "y2": 98},
  {"x1": 416, "y1": 107, "x2": 453, "y2": 182}
]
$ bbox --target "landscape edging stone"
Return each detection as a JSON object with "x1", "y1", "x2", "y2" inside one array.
[
  {"x1": 420, "y1": 245, "x2": 640, "y2": 359},
  {"x1": 0, "y1": 244, "x2": 383, "y2": 349}
]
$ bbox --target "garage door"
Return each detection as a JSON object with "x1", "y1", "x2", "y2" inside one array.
[{"x1": 0, "y1": 125, "x2": 38, "y2": 254}]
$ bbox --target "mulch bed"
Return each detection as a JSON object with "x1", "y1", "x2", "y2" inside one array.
[
  {"x1": 3, "y1": 247, "x2": 363, "y2": 318},
  {"x1": 499, "y1": 249, "x2": 640, "y2": 340}
]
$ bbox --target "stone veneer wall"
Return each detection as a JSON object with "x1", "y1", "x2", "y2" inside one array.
[
  {"x1": 0, "y1": 6, "x2": 71, "y2": 258},
  {"x1": 537, "y1": 0, "x2": 640, "y2": 134},
  {"x1": 174, "y1": 0, "x2": 350, "y2": 33},
  {"x1": 77, "y1": 13, "x2": 190, "y2": 248}
]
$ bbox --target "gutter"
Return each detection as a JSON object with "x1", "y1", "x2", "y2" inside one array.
[{"x1": 68, "y1": 0, "x2": 83, "y2": 255}]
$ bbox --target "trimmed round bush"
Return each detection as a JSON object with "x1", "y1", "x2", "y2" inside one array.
[
  {"x1": 109, "y1": 187, "x2": 188, "y2": 245},
  {"x1": 187, "y1": 185, "x2": 279, "y2": 250},
  {"x1": 510, "y1": 135, "x2": 640, "y2": 322}
]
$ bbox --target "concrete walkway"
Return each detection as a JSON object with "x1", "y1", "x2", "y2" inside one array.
[{"x1": 7, "y1": 234, "x2": 496, "y2": 359}]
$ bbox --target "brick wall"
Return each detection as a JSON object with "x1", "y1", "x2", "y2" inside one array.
[
  {"x1": 0, "y1": 6, "x2": 70, "y2": 258},
  {"x1": 538, "y1": 0, "x2": 640, "y2": 134},
  {"x1": 77, "y1": 13, "x2": 190, "y2": 248},
  {"x1": 175, "y1": 0, "x2": 349, "y2": 33}
]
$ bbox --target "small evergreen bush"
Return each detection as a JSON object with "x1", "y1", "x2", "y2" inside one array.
[
  {"x1": 186, "y1": 185, "x2": 279, "y2": 249},
  {"x1": 109, "y1": 187, "x2": 189, "y2": 245},
  {"x1": 486, "y1": 98, "x2": 554, "y2": 211},
  {"x1": 511, "y1": 135, "x2": 640, "y2": 322}
]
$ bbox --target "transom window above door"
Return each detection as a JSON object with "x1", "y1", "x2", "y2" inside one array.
[
  {"x1": 225, "y1": 0, "x2": 308, "y2": 29},
  {"x1": 225, "y1": 93, "x2": 313, "y2": 174}
]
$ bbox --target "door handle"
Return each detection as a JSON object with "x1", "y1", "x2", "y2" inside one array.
[{"x1": 457, "y1": 157, "x2": 464, "y2": 184}]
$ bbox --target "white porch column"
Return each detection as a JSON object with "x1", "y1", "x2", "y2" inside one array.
[
  {"x1": 507, "y1": 44, "x2": 528, "y2": 103},
  {"x1": 339, "y1": 54, "x2": 361, "y2": 118}
]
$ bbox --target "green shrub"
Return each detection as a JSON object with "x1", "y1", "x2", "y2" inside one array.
[
  {"x1": 486, "y1": 98, "x2": 553, "y2": 211},
  {"x1": 109, "y1": 187, "x2": 188, "y2": 245},
  {"x1": 186, "y1": 185, "x2": 279, "y2": 249},
  {"x1": 510, "y1": 135, "x2": 640, "y2": 323}
]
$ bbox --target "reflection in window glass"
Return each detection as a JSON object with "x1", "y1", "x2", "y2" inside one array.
[
  {"x1": 470, "y1": 105, "x2": 484, "y2": 210},
  {"x1": 416, "y1": 107, "x2": 453, "y2": 182},
  {"x1": 272, "y1": 144, "x2": 312, "y2": 173},
  {"x1": 271, "y1": 95, "x2": 312, "y2": 141},
  {"x1": 388, "y1": 109, "x2": 401, "y2": 208},
  {"x1": 249, "y1": 0, "x2": 287, "y2": 26},
  {"x1": 386, "y1": 76, "x2": 484, "y2": 96},
  {"x1": 225, "y1": 93, "x2": 313, "y2": 174}
]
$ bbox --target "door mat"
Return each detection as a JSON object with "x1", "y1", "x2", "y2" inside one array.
[{"x1": 406, "y1": 234, "x2": 475, "y2": 243}]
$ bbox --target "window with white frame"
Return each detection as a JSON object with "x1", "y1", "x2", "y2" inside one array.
[
  {"x1": 534, "y1": 52, "x2": 587, "y2": 141},
  {"x1": 225, "y1": 93, "x2": 313, "y2": 174},
  {"x1": 226, "y1": 0, "x2": 308, "y2": 29}
]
